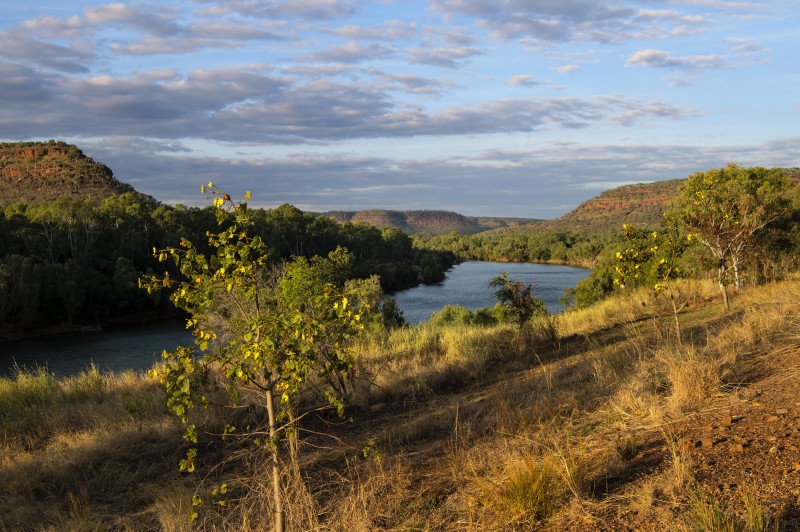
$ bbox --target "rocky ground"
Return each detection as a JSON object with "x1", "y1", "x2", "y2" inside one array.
[
  {"x1": 584, "y1": 343, "x2": 800, "y2": 531},
  {"x1": 681, "y1": 345, "x2": 800, "y2": 529}
]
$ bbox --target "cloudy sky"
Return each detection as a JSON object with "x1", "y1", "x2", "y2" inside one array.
[{"x1": 1, "y1": 1, "x2": 798, "y2": 217}]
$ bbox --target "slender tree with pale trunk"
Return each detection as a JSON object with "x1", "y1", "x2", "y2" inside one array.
[
  {"x1": 141, "y1": 185, "x2": 364, "y2": 531},
  {"x1": 668, "y1": 164, "x2": 790, "y2": 309}
]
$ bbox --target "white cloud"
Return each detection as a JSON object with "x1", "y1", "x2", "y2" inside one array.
[
  {"x1": 625, "y1": 49, "x2": 728, "y2": 70},
  {"x1": 407, "y1": 46, "x2": 481, "y2": 68},
  {"x1": 329, "y1": 20, "x2": 418, "y2": 40},
  {"x1": 509, "y1": 75, "x2": 540, "y2": 87},
  {"x1": 300, "y1": 42, "x2": 395, "y2": 63}
]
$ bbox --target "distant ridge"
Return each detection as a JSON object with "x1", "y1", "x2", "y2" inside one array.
[
  {"x1": 542, "y1": 179, "x2": 684, "y2": 232},
  {"x1": 544, "y1": 168, "x2": 800, "y2": 234},
  {"x1": 324, "y1": 180, "x2": 685, "y2": 237},
  {"x1": 323, "y1": 209, "x2": 539, "y2": 235},
  {"x1": 0, "y1": 141, "x2": 134, "y2": 207},
  {"x1": 3, "y1": 141, "x2": 796, "y2": 238}
]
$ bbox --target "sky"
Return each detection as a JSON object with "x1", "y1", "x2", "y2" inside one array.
[{"x1": 1, "y1": 0, "x2": 799, "y2": 218}]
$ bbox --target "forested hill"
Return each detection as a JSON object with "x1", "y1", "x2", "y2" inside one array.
[
  {"x1": 0, "y1": 141, "x2": 133, "y2": 207},
  {"x1": 323, "y1": 209, "x2": 538, "y2": 235}
]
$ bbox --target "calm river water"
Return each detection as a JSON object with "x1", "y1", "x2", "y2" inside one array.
[
  {"x1": 0, "y1": 319, "x2": 193, "y2": 378},
  {"x1": 393, "y1": 261, "x2": 588, "y2": 324},
  {"x1": 0, "y1": 261, "x2": 587, "y2": 377}
]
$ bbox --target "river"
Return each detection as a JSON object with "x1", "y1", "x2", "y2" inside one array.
[
  {"x1": 0, "y1": 319, "x2": 193, "y2": 378},
  {"x1": 0, "y1": 261, "x2": 587, "y2": 377},
  {"x1": 392, "y1": 261, "x2": 588, "y2": 324}
]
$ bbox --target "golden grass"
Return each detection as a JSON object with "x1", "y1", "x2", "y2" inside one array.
[{"x1": 2, "y1": 279, "x2": 799, "y2": 529}]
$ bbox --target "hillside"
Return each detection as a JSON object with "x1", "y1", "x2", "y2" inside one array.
[
  {"x1": 3, "y1": 280, "x2": 799, "y2": 529},
  {"x1": 0, "y1": 141, "x2": 133, "y2": 207},
  {"x1": 548, "y1": 179, "x2": 683, "y2": 232},
  {"x1": 323, "y1": 209, "x2": 538, "y2": 235}
]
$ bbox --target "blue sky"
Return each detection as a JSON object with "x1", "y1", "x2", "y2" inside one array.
[{"x1": 1, "y1": 0, "x2": 798, "y2": 217}]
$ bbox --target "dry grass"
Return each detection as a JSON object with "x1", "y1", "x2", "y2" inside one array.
[
  {"x1": 3, "y1": 279, "x2": 799, "y2": 530},
  {"x1": 0, "y1": 367, "x2": 188, "y2": 530}
]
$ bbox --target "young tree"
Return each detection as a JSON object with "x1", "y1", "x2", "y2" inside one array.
[
  {"x1": 614, "y1": 224, "x2": 689, "y2": 345},
  {"x1": 141, "y1": 185, "x2": 364, "y2": 531},
  {"x1": 489, "y1": 272, "x2": 547, "y2": 325},
  {"x1": 668, "y1": 164, "x2": 790, "y2": 308}
]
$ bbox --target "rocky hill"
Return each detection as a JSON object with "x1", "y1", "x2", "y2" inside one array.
[
  {"x1": 323, "y1": 209, "x2": 538, "y2": 235},
  {"x1": 0, "y1": 141, "x2": 133, "y2": 207},
  {"x1": 525, "y1": 168, "x2": 800, "y2": 235},
  {"x1": 541, "y1": 179, "x2": 684, "y2": 233}
]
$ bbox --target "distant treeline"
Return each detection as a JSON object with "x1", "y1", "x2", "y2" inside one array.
[
  {"x1": 414, "y1": 229, "x2": 614, "y2": 267},
  {"x1": 0, "y1": 193, "x2": 455, "y2": 337}
]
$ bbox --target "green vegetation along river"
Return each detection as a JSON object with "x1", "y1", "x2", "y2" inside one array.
[
  {"x1": 393, "y1": 261, "x2": 588, "y2": 324},
  {"x1": 0, "y1": 262, "x2": 587, "y2": 377}
]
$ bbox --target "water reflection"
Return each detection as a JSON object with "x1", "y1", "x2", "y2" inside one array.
[
  {"x1": 392, "y1": 261, "x2": 588, "y2": 324},
  {"x1": 0, "y1": 319, "x2": 193, "y2": 378}
]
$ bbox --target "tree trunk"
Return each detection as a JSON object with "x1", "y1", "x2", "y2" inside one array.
[
  {"x1": 732, "y1": 257, "x2": 742, "y2": 289},
  {"x1": 265, "y1": 388, "x2": 285, "y2": 532},
  {"x1": 719, "y1": 281, "x2": 729, "y2": 310},
  {"x1": 718, "y1": 266, "x2": 730, "y2": 310},
  {"x1": 671, "y1": 295, "x2": 683, "y2": 348}
]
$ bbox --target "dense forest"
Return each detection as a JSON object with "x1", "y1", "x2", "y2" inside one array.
[{"x1": 0, "y1": 191, "x2": 455, "y2": 339}]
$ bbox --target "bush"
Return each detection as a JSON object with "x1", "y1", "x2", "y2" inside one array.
[{"x1": 429, "y1": 304, "x2": 474, "y2": 326}]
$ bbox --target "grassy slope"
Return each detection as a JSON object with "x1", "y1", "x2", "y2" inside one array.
[{"x1": 2, "y1": 280, "x2": 799, "y2": 530}]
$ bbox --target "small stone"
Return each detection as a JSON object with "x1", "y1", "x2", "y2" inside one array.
[
  {"x1": 767, "y1": 415, "x2": 780, "y2": 422},
  {"x1": 793, "y1": 463, "x2": 800, "y2": 472},
  {"x1": 769, "y1": 436, "x2": 778, "y2": 442},
  {"x1": 769, "y1": 446, "x2": 780, "y2": 454},
  {"x1": 701, "y1": 437, "x2": 714, "y2": 448},
  {"x1": 731, "y1": 443, "x2": 745, "y2": 452},
  {"x1": 721, "y1": 416, "x2": 734, "y2": 426},
  {"x1": 776, "y1": 408, "x2": 789, "y2": 415}
]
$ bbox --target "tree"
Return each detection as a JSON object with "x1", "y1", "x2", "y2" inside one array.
[
  {"x1": 489, "y1": 272, "x2": 547, "y2": 325},
  {"x1": 141, "y1": 185, "x2": 364, "y2": 531},
  {"x1": 614, "y1": 223, "x2": 689, "y2": 346},
  {"x1": 668, "y1": 164, "x2": 791, "y2": 308}
]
